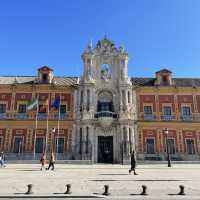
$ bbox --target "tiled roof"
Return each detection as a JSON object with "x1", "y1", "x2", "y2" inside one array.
[
  {"x1": 131, "y1": 77, "x2": 200, "y2": 87},
  {"x1": 0, "y1": 76, "x2": 78, "y2": 86}
]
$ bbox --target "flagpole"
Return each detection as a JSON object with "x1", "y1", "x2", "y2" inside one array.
[
  {"x1": 33, "y1": 96, "x2": 39, "y2": 160},
  {"x1": 45, "y1": 98, "x2": 49, "y2": 156},
  {"x1": 56, "y1": 93, "x2": 61, "y2": 160}
]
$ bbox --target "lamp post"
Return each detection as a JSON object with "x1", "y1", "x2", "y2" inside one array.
[{"x1": 164, "y1": 128, "x2": 171, "y2": 167}]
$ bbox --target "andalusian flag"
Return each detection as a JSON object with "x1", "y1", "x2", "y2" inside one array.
[{"x1": 27, "y1": 99, "x2": 38, "y2": 111}]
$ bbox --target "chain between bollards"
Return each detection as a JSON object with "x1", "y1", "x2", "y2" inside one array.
[
  {"x1": 102, "y1": 185, "x2": 110, "y2": 196},
  {"x1": 25, "y1": 184, "x2": 33, "y2": 194},
  {"x1": 64, "y1": 184, "x2": 72, "y2": 194}
]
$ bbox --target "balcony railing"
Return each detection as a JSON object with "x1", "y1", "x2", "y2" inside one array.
[
  {"x1": 94, "y1": 111, "x2": 117, "y2": 119},
  {"x1": 0, "y1": 113, "x2": 7, "y2": 119},
  {"x1": 161, "y1": 115, "x2": 176, "y2": 121},
  {"x1": 15, "y1": 113, "x2": 28, "y2": 120},
  {"x1": 181, "y1": 115, "x2": 193, "y2": 121},
  {"x1": 143, "y1": 114, "x2": 156, "y2": 121},
  {"x1": 54, "y1": 113, "x2": 68, "y2": 120},
  {"x1": 37, "y1": 113, "x2": 47, "y2": 120}
]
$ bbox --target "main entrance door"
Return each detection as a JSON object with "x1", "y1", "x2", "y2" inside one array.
[{"x1": 98, "y1": 136, "x2": 113, "y2": 163}]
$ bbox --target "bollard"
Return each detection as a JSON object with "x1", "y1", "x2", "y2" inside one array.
[
  {"x1": 178, "y1": 185, "x2": 185, "y2": 195},
  {"x1": 26, "y1": 184, "x2": 33, "y2": 194},
  {"x1": 64, "y1": 184, "x2": 72, "y2": 194},
  {"x1": 140, "y1": 185, "x2": 147, "y2": 195},
  {"x1": 102, "y1": 185, "x2": 110, "y2": 196}
]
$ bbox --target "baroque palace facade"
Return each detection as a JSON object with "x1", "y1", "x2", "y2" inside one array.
[{"x1": 0, "y1": 37, "x2": 200, "y2": 163}]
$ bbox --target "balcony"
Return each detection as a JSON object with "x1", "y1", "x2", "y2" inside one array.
[
  {"x1": 15, "y1": 113, "x2": 28, "y2": 120},
  {"x1": 0, "y1": 113, "x2": 7, "y2": 119},
  {"x1": 94, "y1": 111, "x2": 117, "y2": 119},
  {"x1": 143, "y1": 114, "x2": 156, "y2": 121},
  {"x1": 37, "y1": 113, "x2": 47, "y2": 120},
  {"x1": 181, "y1": 115, "x2": 193, "y2": 121},
  {"x1": 54, "y1": 113, "x2": 68, "y2": 120},
  {"x1": 161, "y1": 115, "x2": 176, "y2": 121},
  {"x1": 95, "y1": 111, "x2": 117, "y2": 127}
]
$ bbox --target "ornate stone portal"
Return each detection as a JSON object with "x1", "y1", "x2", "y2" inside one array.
[{"x1": 74, "y1": 36, "x2": 136, "y2": 163}]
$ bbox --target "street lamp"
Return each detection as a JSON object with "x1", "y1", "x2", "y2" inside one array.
[{"x1": 164, "y1": 128, "x2": 171, "y2": 167}]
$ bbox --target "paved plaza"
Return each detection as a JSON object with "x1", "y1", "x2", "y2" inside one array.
[
  {"x1": 0, "y1": 163, "x2": 200, "y2": 199},
  {"x1": 0, "y1": 164, "x2": 200, "y2": 199}
]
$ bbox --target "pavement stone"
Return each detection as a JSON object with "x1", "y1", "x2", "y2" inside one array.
[{"x1": 0, "y1": 163, "x2": 199, "y2": 199}]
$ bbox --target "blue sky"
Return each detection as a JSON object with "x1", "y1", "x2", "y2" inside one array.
[{"x1": 0, "y1": 0, "x2": 200, "y2": 77}]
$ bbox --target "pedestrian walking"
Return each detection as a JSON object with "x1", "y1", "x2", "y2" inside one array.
[
  {"x1": 47, "y1": 152, "x2": 55, "y2": 170},
  {"x1": 0, "y1": 152, "x2": 6, "y2": 167},
  {"x1": 40, "y1": 153, "x2": 46, "y2": 170},
  {"x1": 129, "y1": 150, "x2": 138, "y2": 175}
]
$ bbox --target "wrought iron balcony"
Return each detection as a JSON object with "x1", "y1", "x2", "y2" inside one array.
[
  {"x1": 181, "y1": 115, "x2": 193, "y2": 121},
  {"x1": 37, "y1": 113, "x2": 47, "y2": 120},
  {"x1": 15, "y1": 113, "x2": 28, "y2": 120},
  {"x1": 0, "y1": 113, "x2": 7, "y2": 119},
  {"x1": 143, "y1": 114, "x2": 156, "y2": 121},
  {"x1": 161, "y1": 115, "x2": 176, "y2": 121},
  {"x1": 54, "y1": 113, "x2": 68, "y2": 120},
  {"x1": 94, "y1": 111, "x2": 117, "y2": 119}
]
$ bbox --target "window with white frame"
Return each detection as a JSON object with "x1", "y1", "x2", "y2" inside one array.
[
  {"x1": 186, "y1": 139, "x2": 195, "y2": 154},
  {"x1": 60, "y1": 105, "x2": 66, "y2": 113},
  {"x1": 0, "y1": 104, "x2": 6, "y2": 113},
  {"x1": 144, "y1": 106, "x2": 152, "y2": 115},
  {"x1": 18, "y1": 104, "x2": 27, "y2": 113},
  {"x1": 182, "y1": 106, "x2": 191, "y2": 116},
  {"x1": 163, "y1": 106, "x2": 172, "y2": 116}
]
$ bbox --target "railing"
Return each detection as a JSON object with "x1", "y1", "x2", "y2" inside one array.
[
  {"x1": 94, "y1": 111, "x2": 117, "y2": 119},
  {"x1": 0, "y1": 113, "x2": 7, "y2": 119},
  {"x1": 181, "y1": 115, "x2": 193, "y2": 121},
  {"x1": 54, "y1": 113, "x2": 68, "y2": 120},
  {"x1": 15, "y1": 113, "x2": 28, "y2": 120},
  {"x1": 161, "y1": 115, "x2": 176, "y2": 121},
  {"x1": 37, "y1": 113, "x2": 47, "y2": 120},
  {"x1": 143, "y1": 114, "x2": 156, "y2": 121}
]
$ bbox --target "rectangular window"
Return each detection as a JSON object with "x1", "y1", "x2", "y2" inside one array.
[
  {"x1": 146, "y1": 138, "x2": 155, "y2": 154},
  {"x1": 60, "y1": 105, "x2": 66, "y2": 113},
  {"x1": 144, "y1": 106, "x2": 152, "y2": 115},
  {"x1": 186, "y1": 139, "x2": 195, "y2": 154},
  {"x1": 167, "y1": 139, "x2": 176, "y2": 154},
  {"x1": 35, "y1": 138, "x2": 44, "y2": 153},
  {"x1": 163, "y1": 106, "x2": 172, "y2": 116},
  {"x1": 13, "y1": 137, "x2": 23, "y2": 153},
  {"x1": 39, "y1": 105, "x2": 46, "y2": 113},
  {"x1": 0, "y1": 104, "x2": 6, "y2": 113},
  {"x1": 18, "y1": 104, "x2": 26, "y2": 113},
  {"x1": 56, "y1": 138, "x2": 64, "y2": 153},
  {"x1": 182, "y1": 106, "x2": 191, "y2": 116}
]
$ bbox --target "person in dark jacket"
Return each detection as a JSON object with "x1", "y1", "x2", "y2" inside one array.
[
  {"x1": 129, "y1": 150, "x2": 138, "y2": 175},
  {"x1": 47, "y1": 152, "x2": 55, "y2": 170}
]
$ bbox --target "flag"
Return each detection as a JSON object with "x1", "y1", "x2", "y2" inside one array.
[
  {"x1": 52, "y1": 98, "x2": 60, "y2": 109},
  {"x1": 27, "y1": 99, "x2": 38, "y2": 111}
]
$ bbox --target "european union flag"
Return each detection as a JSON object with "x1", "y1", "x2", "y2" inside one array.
[{"x1": 52, "y1": 98, "x2": 60, "y2": 109}]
